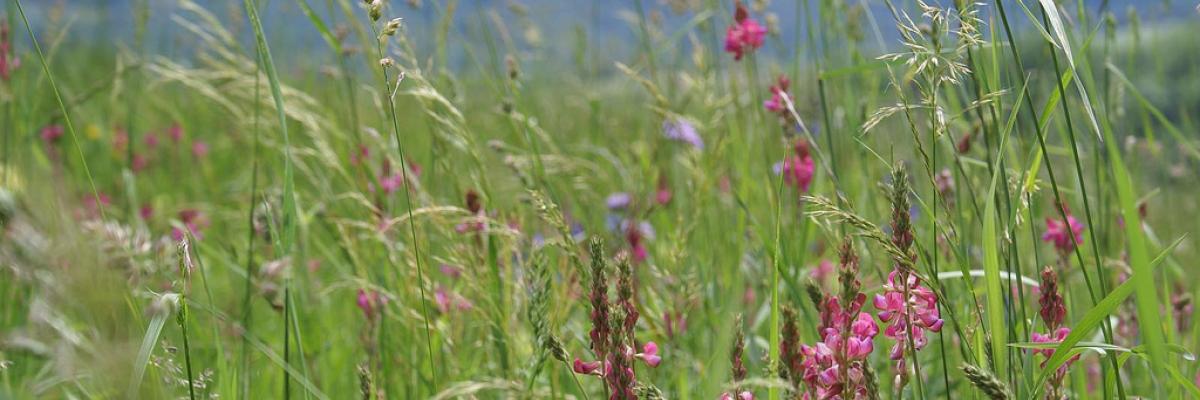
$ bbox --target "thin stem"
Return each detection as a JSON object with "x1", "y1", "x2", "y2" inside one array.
[{"x1": 370, "y1": 24, "x2": 439, "y2": 390}]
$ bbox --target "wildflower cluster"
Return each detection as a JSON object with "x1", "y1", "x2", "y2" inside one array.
[
  {"x1": 723, "y1": 1, "x2": 766, "y2": 61},
  {"x1": 875, "y1": 165, "x2": 942, "y2": 390},
  {"x1": 1029, "y1": 266, "x2": 1077, "y2": 400},
  {"x1": 774, "y1": 139, "x2": 815, "y2": 196},
  {"x1": 574, "y1": 239, "x2": 660, "y2": 399},
  {"x1": 1042, "y1": 205, "x2": 1084, "y2": 255},
  {"x1": 785, "y1": 240, "x2": 880, "y2": 399}
]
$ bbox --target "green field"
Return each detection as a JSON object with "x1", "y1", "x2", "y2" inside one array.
[{"x1": 2, "y1": 0, "x2": 1199, "y2": 399}]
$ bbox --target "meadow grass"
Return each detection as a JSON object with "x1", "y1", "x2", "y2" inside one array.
[{"x1": 1, "y1": 0, "x2": 1200, "y2": 399}]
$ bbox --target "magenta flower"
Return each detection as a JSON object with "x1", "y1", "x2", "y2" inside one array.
[
  {"x1": 809, "y1": 260, "x2": 834, "y2": 285},
  {"x1": 0, "y1": 22, "x2": 19, "y2": 82},
  {"x1": 376, "y1": 159, "x2": 421, "y2": 196},
  {"x1": 132, "y1": 154, "x2": 150, "y2": 173},
  {"x1": 1030, "y1": 328, "x2": 1074, "y2": 360},
  {"x1": 168, "y1": 123, "x2": 184, "y2": 143},
  {"x1": 797, "y1": 294, "x2": 879, "y2": 399},
  {"x1": 719, "y1": 392, "x2": 754, "y2": 400},
  {"x1": 656, "y1": 177, "x2": 673, "y2": 206},
  {"x1": 356, "y1": 288, "x2": 385, "y2": 320},
  {"x1": 622, "y1": 220, "x2": 654, "y2": 263},
  {"x1": 434, "y1": 285, "x2": 473, "y2": 313},
  {"x1": 573, "y1": 358, "x2": 603, "y2": 375},
  {"x1": 144, "y1": 133, "x2": 160, "y2": 150},
  {"x1": 634, "y1": 341, "x2": 661, "y2": 367},
  {"x1": 1042, "y1": 213, "x2": 1084, "y2": 253},
  {"x1": 763, "y1": 76, "x2": 791, "y2": 115},
  {"x1": 350, "y1": 144, "x2": 369, "y2": 166},
  {"x1": 723, "y1": 1, "x2": 766, "y2": 61},
  {"x1": 171, "y1": 209, "x2": 208, "y2": 241},
  {"x1": 774, "y1": 140, "x2": 814, "y2": 194},
  {"x1": 439, "y1": 264, "x2": 462, "y2": 280},
  {"x1": 139, "y1": 204, "x2": 154, "y2": 220},
  {"x1": 40, "y1": 125, "x2": 64, "y2": 145},
  {"x1": 81, "y1": 192, "x2": 112, "y2": 218},
  {"x1": 191, "y1": 141, "x2": 209, "y2": 158},
  {"x1": 874, "y1": 270, "x2": 943, "y2": 365},
  {"x1": 379, "y1": 173, "x2": 404, "y2": 194}
]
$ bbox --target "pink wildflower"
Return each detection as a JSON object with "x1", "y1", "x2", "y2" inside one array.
[
  {"x1": 1042, "y1": 213, "x2": 1084, "y2": 253},
  {"x1": 168, "y1": 123, "x2": 184, "y2": 143},
  {"x1": 112, "y1": 128, "x2": 129, "y2": 153},
  {"x1": 874, "y1": 270, "x2": 944, "y2": 363},
  {"x1": 82, "y1": 192, "x2": 111, "y2": 218},
  {"x1": 763, "y1": 76, "x2": 790, "y2": 115},
  {"x1": 634, "y1": 341, "x2": 661, "y2": 367},
  {"x1": 40, "y1": 125, "x2": 64, "y2": 145},
  {"x1": 350, "y1": 144, "x2": 369, "y2": 166},
  {"x1": 775, "y1": 140, "x2": 815, "y2": 194},
  {"x1": 356, "y1": 288, "x2": 385, "y2": 320},
  {"x1": 434, "y1": 285, "x2": 473, "y2": 313},
  {"x1": 132, "y1": 154, "x2": 149, "y2": 173},
  {"x1": 439, "y1": 264, "x2": 462, "y2": 280},
  {"x1": 623, "y1": 220, "x2": 653, "y2": 263},
  {"x1": 719, "y1": 392, "x2": 754, "y2": 400},
  {"x1": 573, "y1": 358, "x2": 603, "y2": 375},
  {"x1": 1029, "y1": 266, "x2": 1077, "y2": 398},
  {"x1": 0, "y1": 22, "x2": 18, "y2": 81},
  {"x1": 809, "y1": 260, "x2": 835, "y2": 285},
  {"x1": 171, "y1": 209, "x2": 208, "y2": 241},
  {"x1": 655, "y1": 177, "x2": 673, "y2": 206},
  {"x1": 191, "y1": 141, "x2": 209, "y2": 158},
  {"x1": 723, "y1": 1, "x2": 766, "y2": 61},
  {"x1": 143, "y1": 133, "x2": 160, "y2": 150}
]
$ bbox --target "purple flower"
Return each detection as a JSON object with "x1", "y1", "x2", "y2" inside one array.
[
  {"x1": 606, "y1": 192, "x2": 632, "y2": 210},
  {"x1": 662, "y1": 118, "x2": 704, "y2": 149}
]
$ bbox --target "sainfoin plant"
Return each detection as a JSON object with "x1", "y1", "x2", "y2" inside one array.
[{"x1": 1, "y1": 0, "x2": 1198, "y2": 399}]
